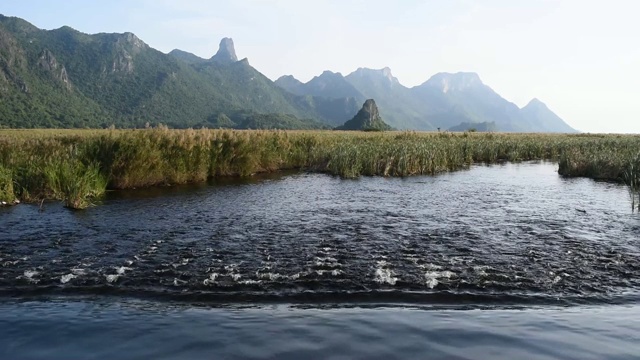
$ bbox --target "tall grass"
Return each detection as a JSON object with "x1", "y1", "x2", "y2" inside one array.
[
  {"x1": 0, "y1": 164, "x2": 14, "y2": 203},
  {"x1": 623, "y1": 154, "x2": 640, "y2": 212},
  {"x1": 44, "y1": 159, "x2": 107, "y2": 209},
  {"x1": 1, "y1": 129, "x2": 639, "y2": 209}
]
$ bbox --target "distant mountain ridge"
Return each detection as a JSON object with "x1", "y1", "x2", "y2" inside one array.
[
  {"x1": 0, "y1": 14, "x2": 575, "y2": 132},
  {"x1": 278, "y1": 70, "x2": 576, "y2": 132}
]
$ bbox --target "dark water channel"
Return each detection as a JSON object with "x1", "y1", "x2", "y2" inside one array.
[{"x1": 1, "y1": 162, "x2": 639, "y2": 359}]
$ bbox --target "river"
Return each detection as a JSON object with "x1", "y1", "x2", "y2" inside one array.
[{"x1": 1, "y1": 162, "x2": 639, "y2": 358}]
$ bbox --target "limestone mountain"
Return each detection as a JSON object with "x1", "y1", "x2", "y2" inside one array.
[
  {"x1": 0, "y1": 15, "x2": 354, "y2": 129},
  {"x1": 275, "y1": 72, "x2": 362, "y2": 127},
  {"x1": 344, "y1": 67, "x2": 431, "y2": 130},
  {"x1": 521, "y1": 98, "x2": 576, "y2": 133},
  {"x1": 210, "y1": 37, "x2": 238, "y2": 64},
  {"x1": 448, "y1": 121, "x2": 498, "y2": 132},
  {"x1": 274, "y1": 75, "x2": 305, "y2": 95},
  {"x1": 336, "y1": 99, "x2": 391, "y2": 131},
  {"x1": 413, "y1": 72, "x2": 530, "y2": 132},
  {"x1": 277, "y1": 68, "x2": 577, "y2": 133},
  {"x1": 0, "y1": 13, "x2": 576, "y2": 132}
]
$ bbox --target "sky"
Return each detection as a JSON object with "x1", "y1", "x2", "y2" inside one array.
[{"x1": 2, "y1": 0, "x2": 639, "y2": 133}]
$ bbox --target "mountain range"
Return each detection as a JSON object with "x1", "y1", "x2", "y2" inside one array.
[{"x1": 0, "y1": 14, "x2": 576, "y2": 132}]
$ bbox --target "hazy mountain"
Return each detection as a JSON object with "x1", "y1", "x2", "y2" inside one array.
[
  {"x1": 278, "y1": 68, "x2": 577, "y2": 132},
  {"x1": 448, "y1": 121, "x2": 498, "y2": 132},
  {"x1": 336, "y1": 99, "x2": 391, "y2": 131},
  {"x1": 521, "y1": 98, "x2": 577, "y2": 133},
  {"x1": 344, "y1": 67, "x2": 433, "y2": 130},
  {"x1": 413, "y1": 72, "x2": 531, "y2": 132},
  {"x1": 274, "y1": 75, "x2": 305, "y2": 95},
  {"x1": 0, "y1": 14, "x2": 576, "y2": 132}
]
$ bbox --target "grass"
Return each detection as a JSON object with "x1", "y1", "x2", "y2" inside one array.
[{"x1": 1, "y1": 128, "x2": 639, "y2": 209}]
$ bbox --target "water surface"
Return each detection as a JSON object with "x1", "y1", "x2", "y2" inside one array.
[{"x1": 2, "y1": 162, "x2": 639, "y2": 359}]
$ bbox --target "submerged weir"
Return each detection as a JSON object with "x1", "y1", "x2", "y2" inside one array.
[{"x1": 1, "y1": 163, "x2": 639, "y2": 307}]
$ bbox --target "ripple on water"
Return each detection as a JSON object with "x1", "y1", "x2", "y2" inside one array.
[{"x1": 0, "y1": 162, "x2": 639, "y2": 306}]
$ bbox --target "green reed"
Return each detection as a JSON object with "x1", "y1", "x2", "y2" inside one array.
[{"x1": 1, "y1": 129, "x2": 639, "y2": 209}]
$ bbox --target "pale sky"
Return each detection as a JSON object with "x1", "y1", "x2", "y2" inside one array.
[{"x1": 3, "y1": 0, "x2": 639, "y2": 133}]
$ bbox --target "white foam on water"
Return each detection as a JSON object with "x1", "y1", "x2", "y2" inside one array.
[
  {"x1": 425, "y1": 263, "x2": 442, "y2": 270},
  {"x1": 257, "y1": 272, "x2": 281, "y2": 280},
  {"x1": 231, "y1": 273, "x2": 242, "y2": 281},
  {"x1": 315, "y1": 269, "x2": 343, "y2": 276},
  {"x1": 238, "y1": 279, "x2": 261, "y2": 285},
  {"x1": 173, "y1": 278, "x2": 187, "y2": 286},
  {"x1": 425, "y1": 277, "x2": 439, "y2": 289},
  {"x1": 424, "y1": 270, "x2": 455, "y2": 289},
  {"x1": 60, "y1": 274, "x2": 76, "y2": 284},
  {"x1": 115, "y1": 266, "x2": 131, "y2": 275},
  {"x1": 106, "y1": 274, "x2": 119, "y2": 283},
  {"x1": 22, "y1": 270, "x2": 39, "y2": 283},
  {"x1": 203, "y1": 273, "x2": 219, "y2": 285},
  {"x1": 289, "y1": 272, "x2": 301, "y2": 280},
  {"x1": 374, "y1": 261, "x2": 398, "y2": 285},
  {"x1": 473, "y1": 266, "x2": 488, "y2": 276},
  {"x1": 71, "y1": 268, "x2": 86, "y2": 275}
]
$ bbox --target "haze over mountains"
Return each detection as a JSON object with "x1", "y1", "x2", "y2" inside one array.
[{"x1": 0, "y1": 14, "x2": 576, "y2": 132}]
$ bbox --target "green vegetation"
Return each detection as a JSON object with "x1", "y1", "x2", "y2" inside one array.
[
  {"x1": 0, "y1": 15, "x2": 354, "y2": 130},
  {"x1": 0, "y1": 164, "x2": 14, "y2": 202},
  {"x1": 1, "y1": 130, "x2": 639, "y2": 209}
]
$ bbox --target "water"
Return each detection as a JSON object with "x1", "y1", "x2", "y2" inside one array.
[{"x1": 1, "y1": 162, "x2": 639, "y2": 358}]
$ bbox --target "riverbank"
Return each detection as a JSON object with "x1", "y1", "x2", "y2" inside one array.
[{"x1": 1, "y1": 129, "x2": 639, "y2": 209}]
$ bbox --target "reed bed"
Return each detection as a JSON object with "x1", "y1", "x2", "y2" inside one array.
[{"x1": 1, "y1": 129, "x2": 639, "y2": 209}]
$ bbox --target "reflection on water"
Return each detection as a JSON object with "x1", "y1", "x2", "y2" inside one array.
[{"x1": 1, "y1": 162, "x2": 639, "y2": 306}]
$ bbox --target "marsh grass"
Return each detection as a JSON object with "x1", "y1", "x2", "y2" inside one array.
[
  {"x1": 623, "y1": 154, "x2": 640, "y2": 212},
  {"x1": 44, "y1": 160, "x2": 107, "y2": 209},
  {"x1": 1, "y1": 129, "x2": 640, "y2": 209},
  {"x1": 0, "y1": 165, "x2": 14, "y2": 202}
]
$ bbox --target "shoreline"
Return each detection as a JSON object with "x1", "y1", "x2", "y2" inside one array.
[{"x1": 1, "y1": 129, "x2": 639, "y2": 209}]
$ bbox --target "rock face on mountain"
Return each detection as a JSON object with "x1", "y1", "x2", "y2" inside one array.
[
  {"x1": 336, "y1": 99, "x2": 391, "y2": 131},
  {"x1": 211, "y1": 37, "x2": 238, "y2": 64}
]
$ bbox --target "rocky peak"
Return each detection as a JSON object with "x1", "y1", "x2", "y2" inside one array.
[
  {"x1": 422, "y1": 72, "x2": 483, "y2": 93},
  {"x1": 360, "y1": 99, "x2": 380, "y2": 119},
  {"x1": 211, "y1": 37, "x2": 238, "y2": 64},
  {"x1": 523, "y1": 98, "x2": 547, "y2": 110},
  {"x1": 336, "y1": 99, "x2": 391, "y2": 131}
]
